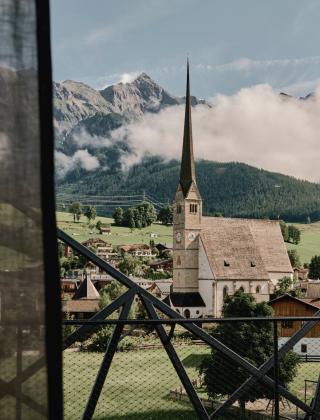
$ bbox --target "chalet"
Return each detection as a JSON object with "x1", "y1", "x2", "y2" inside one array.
[
  {"x1": 121, "y1": 244, "x2": 155, "y2": 257},
  {"x1": 148, "y1": 259, "x2": 173, "y2": 273},
  {"x1": 154, "y1": 280, "x2": 173, "y2": 299},
  {"x1": 81, "y1": 238, "x2": 112, "y2": 248},
  {"x1": 156, "y1": 243, "x2": 173, "y2": 253},
  {"x1": 61, "y1": 278, "x2": 78, "y2": 299},
  {"x1": 268, "y1": 294, "x2": 320, "y2": 355},
  {"x1": 99, "y1": 227, "x2": 111, "y2": 235},
  {"x1": 85, "y1": 259, "x2": 121, "y2": 277},
  {"x1": 149, "y1": 233, "x2": 158, "y2": 238},
  {"x1": 62, "y1": 277, "x2": 100, "y2": 319},
  {"x1": 293, "y1": 267, "x2": 309, "y2": 280}
]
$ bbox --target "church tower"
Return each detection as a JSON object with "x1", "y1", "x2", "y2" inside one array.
[{"x1": 173, "y1": 59, "x2": 202, "y2": 295}]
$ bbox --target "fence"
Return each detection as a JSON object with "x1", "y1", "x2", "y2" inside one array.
[{"x1": 59, "y1": 228, "x2": 320, "y2": 420}]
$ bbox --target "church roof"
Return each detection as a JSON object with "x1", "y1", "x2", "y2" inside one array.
[
  {"x1": 163, "y1": 292, "x2": 206, "y2": 307},
  {"x1": 72, "y1": 277, "x2": 100, "y2": 300},
  {"x1": 179, "y1": 58, "x2": 196, "y2": 197},
  {"x1": 200, "y1": 217, "x2": 292, "y2": 280}
]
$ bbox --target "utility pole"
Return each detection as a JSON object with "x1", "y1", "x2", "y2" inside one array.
[{"x1": 142, "y1": 190, "x2": 146, "y2": 203}]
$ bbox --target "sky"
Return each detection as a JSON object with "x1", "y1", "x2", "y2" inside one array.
[{"x1": 50, "y1": 0, "x2": 320, "y2": 99}]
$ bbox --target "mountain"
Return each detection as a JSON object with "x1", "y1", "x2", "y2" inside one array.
[
  {"x1": 53, "y1": 73, "x2": 211, "y2": 136},
  {"x1": 56, "y1": 157, "x2": 320, "y2": 223}
]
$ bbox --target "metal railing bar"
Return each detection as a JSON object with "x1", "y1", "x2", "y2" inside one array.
[
  {"x1": 273, "y1": 320, "x2": 279, "y2": 420},
  {"x1": 118, "y1": 324, "x2": 138, "y2": 343},
  {"x1": 61, "y1": 316, "x2": 320, "y2": 325},
  {"x1": 82, "y1": 291, "x2": 135, "y2": 420},
  {"x1": 141, "y1": 296, "x2": 209, "y2": 420}
]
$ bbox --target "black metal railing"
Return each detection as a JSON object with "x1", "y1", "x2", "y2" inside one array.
[{"x1": 59, "y1": 229, "x2": 320, "y2": 420}]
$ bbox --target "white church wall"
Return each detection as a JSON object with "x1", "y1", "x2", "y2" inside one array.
[
  {"x1": 175, "y1": 306, "x2": 204, "y2": 318},
  {"x1": 269, "y1": 272, "x2": 293, "y2": 284},
  {"x1": 199, "y1": 238, "x2": 214, "y2": 279},
  {"x1": 199, "y1": 280, "x2": 214, "y2": 316}
]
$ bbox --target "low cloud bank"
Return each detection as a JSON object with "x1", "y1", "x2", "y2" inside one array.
[
  {"x1": 55, "y1": 149, "x2": 100, "y2": 179},
  {"x1": 109, "y1": 83, "x2": 320, "y2": 182}
]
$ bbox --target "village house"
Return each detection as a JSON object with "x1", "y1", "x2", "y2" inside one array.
[
  {"x1": 85, "y1": 259, "x2": 121, "y2": 277},
  {"x1": 62, "y1": 277, "x2": 100, "y2": 319},
  {"x1": 293, "y1": 267, "x2": 309, "y2": 280},
  {"x1": 81, "y1": 238, "x2": 112, "y2": 248},
  {"x1": 149, "y1": 233, "x2": 158, "y2": 238},
  {"x1": 156, "y1": 243, "x2": 173, "y2": 253},
  {"x1": 154, "y1": 280, "x2": 173, "y2": 299},
  {"x1": 99, "y1": 227, "x2": 111, "y2": 235},
  {"x1": 121, "y1": 244, "x2": 155, "y2": 257},
  {"x1": 61, "y1": 278, "x2": 78, "y2": 299},
  {"x1": 168, "y1": 61, "x2": 293, "y2": 319},
  {"x1": 148, "y1": 259, "x2": 173, "y2": 273},
  {"x1": 268, "y1": 294, "x2": 320, "y2": 356},
  {"x1": 58, "y1": 242, "x2": 70, "y2": 258}
]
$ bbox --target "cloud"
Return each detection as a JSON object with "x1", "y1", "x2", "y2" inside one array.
[
  {"x1": 196, "y1": 56, "x2": 320, "y2": 73},
  {"x1": 55, "y1": 149, "x2": 100, "y2": 179},
  {"x1": 109, "y1": 83, "x2": 320, "y2": 182},
  {"x1": 72, "y1": 127, "x2": 113, "y2": 148}
]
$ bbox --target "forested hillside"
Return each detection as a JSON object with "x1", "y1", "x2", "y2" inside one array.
[{"x1": 56, "y1": 157, "x2": 320, "y2": 222}]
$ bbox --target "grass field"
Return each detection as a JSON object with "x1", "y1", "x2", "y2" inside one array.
[
  {"x1": 286, "y1": 221, "x2": 320, "y2": 265},
  {"x1": 63, "y1": 345, "x2": 213, "y2": 420},
  {"x1": 56, "y1": 212, "x2": 173, "y2": 247},
  {"x1": 56, "y1": 212, "x2": 320, "y2": 264}
]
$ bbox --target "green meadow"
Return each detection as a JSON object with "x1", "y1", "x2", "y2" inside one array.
[{"x1": 286, "y1": 221, "x2": 320, "y2": 265}]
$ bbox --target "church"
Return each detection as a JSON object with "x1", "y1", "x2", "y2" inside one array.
[{"x1": 164, "y1": 60, "x2": 293, "y2": 318}]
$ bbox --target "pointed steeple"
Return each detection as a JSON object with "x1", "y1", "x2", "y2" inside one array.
[{"x1": 179, "y1": 58, "x2": 196, "y2": 197}]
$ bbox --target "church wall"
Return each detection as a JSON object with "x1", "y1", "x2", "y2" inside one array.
[
  {"x1": 175, "y1": 306, "x2": 204, "y2": 318},
  {"x1": 199, "y1": 280, "x2": 214, "y2": 316},
  {"x1": 199, "y1": 237, "x2": 214, "y2": 279},
  {"x1": 269, "y1": 272, "x2": 293, "y2": 284}
]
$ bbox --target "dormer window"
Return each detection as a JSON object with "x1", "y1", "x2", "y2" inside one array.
[
  {"x1": 190, "y1": 204, "x2": 197, "y2": 213},
  {"x1": 224, "y1": 261, "x2": 230, "y2": 267},
  {"x1": 251, "y1": 262, "x2": 256, "y2": 267}
]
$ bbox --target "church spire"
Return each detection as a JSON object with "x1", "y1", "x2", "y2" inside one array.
[{"x1": 179, "y1": 58, "x2": 196, "y2": 197}]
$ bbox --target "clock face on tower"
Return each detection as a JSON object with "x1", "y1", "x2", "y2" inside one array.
[
  {"x1": 176, "y1": 232, "x2": 181, "y2": 243},
  {"x1": 188, "y1": 232, "x2": 196, "y2": 242}
]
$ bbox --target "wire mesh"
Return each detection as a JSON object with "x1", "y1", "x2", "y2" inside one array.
[{"x1": 62, "y1": 317, "x2": 320, "y2": 420}]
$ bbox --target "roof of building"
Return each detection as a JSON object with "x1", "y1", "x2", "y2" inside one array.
[
  {"x1": 154, "y1": 280, "x2": 173, "y2": 295},
  {"x1": 156, "y1": 243, "x2": 173, "y2": 250},
  {"x1": 268, "y1": 293, "x2": 320, "y2": 310},
  {"x1": 200, "y1": 217, "x2": 292, "y2": 281},
  {"x1": 122, "y1": 244, "x2": 152, "y2": 251},
  {"x1": 72, "y1": 277, "x2": 100, "y2": 300},
  {"x1": 81, "y1": 238, "x2": 110, "y2": 245},
  {"x1": 100, "y1": 227, "x2": 111, "y2": 231},
  {"x1": 163, "y1": 292, "x2": 206, "y2": 307},
  {"x1": 148, "y1": 259, "x2": 172, "y2": 266},
  {"x1": 293, "y1": 267, "x2": 309, "y2": 273},
  {"x1": 62, "y1": 299, "x2": 99, "y2": 312},
  {"x1": 307, "y1": 283, "x2": 320, "y2": 297}
]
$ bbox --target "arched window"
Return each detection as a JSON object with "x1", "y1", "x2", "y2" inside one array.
[
  {"x1": 239, "y1": 286, "x2": 245, "y2": 292},
  {"x1": 184, "y1": 309, "x2": 190, "y2": 319},
  {"x1": 176, "y1": 309, "x2": 180, "y2": 314},
  {"x1": 223, "y1": 287, "x2": 228, "y2": 299},
  {"x1": 256, "y1": 286, "x2": 261, "y2": 294},
  {"x1": 196, "y1": 310, "x2": 199, "y2": 315}
]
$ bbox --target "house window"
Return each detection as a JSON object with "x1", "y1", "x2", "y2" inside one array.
[
  {"x1": 78, "y1": 313, "x2": 84, "y2": 319},
  {"x1": 184, "y1": 309, "x2": 190, "y2": 318},
  {"x1": 196, "y1": 310, "x2": 199, "y2": 314},
  {"x1": 239, "y1": 287, "x2": 245, "y2": 292},
  {"x1": 256, "y1": 286, "x2": 261, "y2": 293},
  {"x1": 176, "y1": 309, "x2": 180, "y2": 314},
  {"x1": 301, "y1": 321, "x2": 307, "y2": 326},
  {"x1": 70, "y1": 284, "x2": 74, "y2": 289},
  {"x1": 177, "y1": 205, "x2": 182, "y2": 214},
  {"x1": 301, "y1": 344, "x2": 307, "y2": 353},
  {"x1": 189, "y1": 204, "x2": 197, "y2": 213},
  {"x1": 282, "y1": 320, "x2": 293, "y2": 328},
  {"x1": 224, "y1": 261, "x2": 230, "y2": 267}
]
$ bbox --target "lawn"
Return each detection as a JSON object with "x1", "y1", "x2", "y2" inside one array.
[
  {"x1": 56, "y1": 211, "x2": 173, "y2": 247},
  {"x1": 63, "y1": 345, "x2": 215, "y2": 420},
  {"x1": 286, "y1": 221, "x2": 320, "y2": 265}
]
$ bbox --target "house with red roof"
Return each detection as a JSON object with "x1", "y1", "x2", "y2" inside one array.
[{"x1": 121, "y1": 244, "x2": 155, "y2": 257}]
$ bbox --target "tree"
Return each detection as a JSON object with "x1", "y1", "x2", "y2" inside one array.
[
  {"x1": 63, "y1": 294, "x2": 71, "y2": 301},
  {"x1": 214, "y1": 213, "x2": 223, "y2": 217},
  {"x1": 125, "y1": 207, "x2": 136, "y2": 232},
  {"x1": 63, "y1": 310, "x2": 75, "y2": 339},
  {"x1": 60, "y1": 203, "x2": 66, "y2": 212},
  {"x1": 159, "y1": 250, "x2": 171, "y2": 260},
  {"x1": 288, "y1": 225, "x2": 301, "y2": 245},
  {"x1": 198, "y1": 291, "x2": 301, "y2": 409},
  {"x1": 113, "y1": 207, "x2": 124, "y2": 226},
  {"x1": 158, "y1": 205, "x2": 173, "y2": 224},
  {"x1": 261, "y1": 216, "x2": 269, "y2": 220},
  {"x1": 276, "y1": 276, "x2": 294, "y2": 297},
  {"x1": 287, "y1": 250, "x2": 301, "y2": 268},
  {"x1": 69, "y1": 202, "x2": 83, "y2": 223},
  {"x1": 84, "y1": 205, "x2": 97, "y2": 224},
  {"x1": 279, "y1": 220, "x2": 289, "y2": 242},
  {"x1": 136, "y1": 202, "x2": 157, "y2": 227},
  {"x1": 306, "y1": 216, "x2": 311, "y2": 224},
  {"x1": 149, "y1": 239, "x2": 155, "y2": 248},
  {"x1": 117, "y1": 254, "x2": 142, "y2": 277},
  {"x1": 96, "y1": 220, "x2": 102, "y2": 230},
  {"x1": 308, "y1": 255, "x2": 320, "y2": 279}
]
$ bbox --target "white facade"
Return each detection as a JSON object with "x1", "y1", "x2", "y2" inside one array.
[{"x1": 279, "y1": 337, "x2": 320, "y2": 355}]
